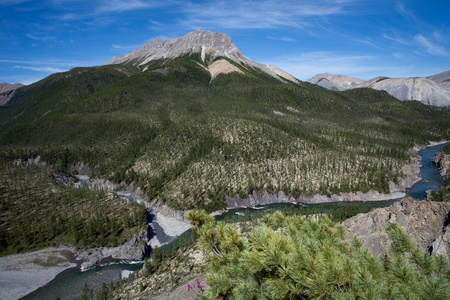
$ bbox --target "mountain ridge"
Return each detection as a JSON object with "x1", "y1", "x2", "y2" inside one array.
[
  {"x1": 307, "y1": 72, "x2": 450, "y2": 106},
  {"x1": 106, "y1": 29, "x2": 299, "y2": 84},
  {"x1": 1, "y1": 30, "x2": 449, "y2": 215}
]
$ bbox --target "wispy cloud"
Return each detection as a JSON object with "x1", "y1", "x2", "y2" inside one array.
[
  {"x1": 26, "y1": 34, "x2": 56, "y2": 42},
  {"x1": 0, "y1": 0, "x2": 30, "y2": 5},
  {"x1": 0, "y1": 57, "x2": 101, "y2": 67},
  {"x1": 179, "y1": 0, "x2": 351, "y2": 30},
  {"x1": 112, "y1": 44, "x2": 143, "y2": 50},
  {"x1": 382, "y1": 33, "x2": 409, "y2": 45},
  {"x1": 414, "y1": 34, "x2": 449, "y2": 56},
  {"x1": 51, "y1": 0, "x2": 166, "y2": 21},
  {"x1": 15, "y1": 65, "x2": 66, "y2": 73},
  {"x1": 267, "y1": 36, "x2": 296, "y2": 42},
  {"x1": 396, "y1": 1, "x2": 418, "y2": 21},
  {"x1": 96, "y1": 0, "x2": 154, "y2": 13}
]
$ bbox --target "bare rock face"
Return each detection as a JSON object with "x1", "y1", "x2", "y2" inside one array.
[
  {"x1": 78, "y1": 230, "x2": 149, "y2": 270},
  {"x1": 0, "y1": 82, "x2": 24, "y2": 106},
  {"x1": 306, "y1": 73, "x2": 364, "y2": 91},
  {"x1": 306, "y1": 72, "x2": 450, "y2": 107},
  {"x1": 433, "y1": 151, "x2": 450, "y2": 178},
  {"x1": 342, "y1": 198, "x2": 450, "y2": 258},
  {"x1": 107, "y1": 30, "x2": 245, "y2": 66},
  {"x1": 370, "y1": 77, "x2": 450, "y2": 107},
  {"x1": 0, "y1": 82, "x2": 23, "y2": 94},
  {"x1": 106, "y1": 30, "x2": 298, "y2": 83},
  {"x1": 428, "y1": 70, "x2": 450, "y2": 91}
]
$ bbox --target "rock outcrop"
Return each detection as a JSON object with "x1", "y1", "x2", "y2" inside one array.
[
  {"x1": 433, "y1": 151, "x2": 450, "y2": 178},
  {"x1": 428, "y1": 70, "x2": 450, "y2": 91},
  {"x1": 106, "y1": 30, "x2": 299, "y2": 83},
  {"x1": 306, "y1": 72, "x2": 450, "y2": 107},
  {"x1": 0, "y1": 82, "x2": 24, "y2": 106},
  {"x1": 225, "y1": 189, "x2": 407, "y2": 209},
  {"x1": 78, "y1": 230, "x2": 149, "y2": 270},
  {"x1": 342, "y1": 198, "x2": 450, "y2": 258}
]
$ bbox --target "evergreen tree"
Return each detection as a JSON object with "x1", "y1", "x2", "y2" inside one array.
[{"x1": 187, "y1": 210, "x2": 450, "y2": 299}]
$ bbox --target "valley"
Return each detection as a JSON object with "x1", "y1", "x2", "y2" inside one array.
[{"x1": 0, "y1": 30, "x2": 449, "y2": 299}]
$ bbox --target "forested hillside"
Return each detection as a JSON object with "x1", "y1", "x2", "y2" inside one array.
[{"x1": 1, "y1": 53, "x2": 449, "y2": 216}]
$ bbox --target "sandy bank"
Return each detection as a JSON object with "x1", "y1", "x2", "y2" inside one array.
[
  {"x1": 0, "y1": 247, "x2": 76, "y2": 300},
  {"x1": 155, "y1": 213, "x2": 191, "y2": 237}
]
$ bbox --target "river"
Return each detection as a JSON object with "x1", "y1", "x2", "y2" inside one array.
[
  {"x1": 22, "y1": 142, "x2": 448, "y2": 300},
  {"x1": 407, "y1": 143, "x2": 447, "y2": 199}
]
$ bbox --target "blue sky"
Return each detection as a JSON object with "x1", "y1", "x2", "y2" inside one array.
[{"x1": 1, "y1": 0, "x2": 449, "y2": 85}]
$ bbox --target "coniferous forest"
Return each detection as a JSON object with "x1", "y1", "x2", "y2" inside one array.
[
  {"x1": 0, "y1": 49, "x2": 449, "y2": 300},
  {"x1": 0, "y1": 53, "x2": 449, "y2": 257}
]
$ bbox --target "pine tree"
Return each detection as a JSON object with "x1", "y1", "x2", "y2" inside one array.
[{"x1": 187, "y1": 210, "x2": 450, "y2": 299}]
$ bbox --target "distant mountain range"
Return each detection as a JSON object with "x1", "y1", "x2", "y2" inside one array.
[{"x1": 307, "y1": 71, "x2": 450, "y2": 107}]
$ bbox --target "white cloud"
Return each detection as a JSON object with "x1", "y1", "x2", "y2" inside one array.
[
  {"x1": 414, "y1": 34, "x2": 449, "y2": 56},
  {"x1": 396, "y1": 1, "x2": 418, "y2": 21},
  {"x1": 96, "y1": 0, "x2": 153, "y2": 13},
  {"x1": 26, "y1": 34, "x2": 56, "y2": 42},
  {"x1": 112, "y1": 44, "x2": 142, "y2": 50},
  {"x1": 393, "y1": 52, "x2": 403, "y2": 59},
  {"x1": 267, "y1": 36, "x2": 296, "y2": 42},
  {"x1": 382, "y1": 33, "x2": 409, "y2": 45},
  {"x1": 15, "y1": 65, "x2": 66, "y2": 73},
  {"x1": 0, "y1": 57, "x2": 102, "y2": 67},
  {"x1": 0, "y1": 0, "x2": 29, "y2": 5},
  {"x1": 179, "y1": 0, "x2": 351, "y2": 30}
]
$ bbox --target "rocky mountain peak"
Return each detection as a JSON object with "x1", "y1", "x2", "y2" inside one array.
[
  {"x1": 106, "y1": 30, "x2": 299, "y2": 83},
  {"x1": 106, "y1": 29, "x2": 245, "y2": 66}
]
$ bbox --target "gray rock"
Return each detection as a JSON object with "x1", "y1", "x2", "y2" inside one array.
[
  {"x1": 0, "y1": 82, "x2": 24, "y2": 106},
  {"x1": 428, "y1": 70, "x2": 450, "y2": 91},
  {"x1": 78, "y1": 231, "x2": 148, "y2": 270},
  {"x1": 433, "y1": 151, "x2": 450, "y2": 178},
  {"x1": 106, "y1": 30, "x2": 297, "y2": 83},
  {"x1": 306, "y1": 72, "x2": 450, "y2": 107},
  {"x1": 370, "y1": 77, "x2": 450, "y2": 107},
  {"x1": 342, "y1": 198, "x2": 450, "y2": 258},
  {"x1": 306, "y1": 73, "x2": 364, "y2": 91}
]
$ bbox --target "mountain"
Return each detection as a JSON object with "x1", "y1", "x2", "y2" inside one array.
[
  {"x1": 307, "y1": 72, "x2": 450, "y2": 107},
  {"x1": 428, "y1": 70, "x2": 450, "y2": 91},
  {"x1": 0, "y1": 82, "x2": 24, "y2": 106},
  {"x1": 107, "y1": 29, "x2": 299, "y2": 84},
  {"x1": 0, "y1": 30, "x2": 450, "y2": 258}
]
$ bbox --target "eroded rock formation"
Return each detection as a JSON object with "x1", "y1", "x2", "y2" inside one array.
[{"x1": 342, "y1": 198, "x2": 450, "y2": 258}]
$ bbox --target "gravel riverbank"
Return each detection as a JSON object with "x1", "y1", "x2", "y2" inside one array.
[{"x1": 0, "y1": 247, "x2": 76, "y2": 300}]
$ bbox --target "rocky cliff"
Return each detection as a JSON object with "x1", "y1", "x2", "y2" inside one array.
[
  {"x1": 342, "y1": 198, "x2": 450, "y2": 258},
  {"x1": 433, "y1": 151, "x2": 450, "y2": 179},
  {"x1": 306, "y1": 72, "x2": 450, "y2": 107},
  {"x1": 430, "y1": 150, "x2": 450, "y2": 202},
  {"x1": 225, "y1": 189, "x2": 407, "y2": 209},
  {"x1": 77, "y1": 230, "x2": 149, "y2": 270}
]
